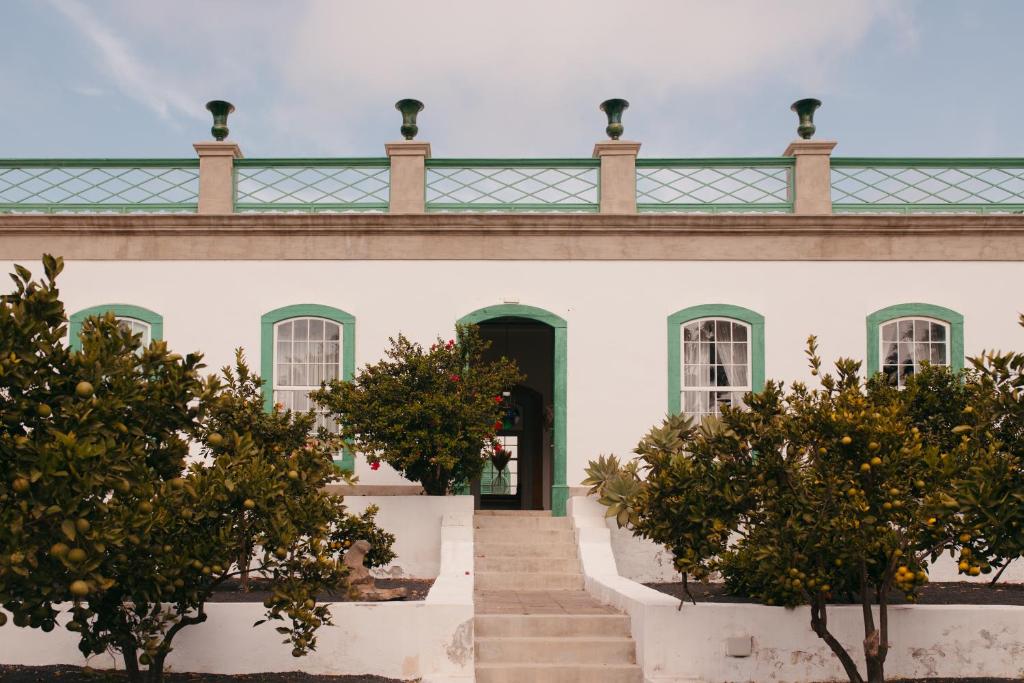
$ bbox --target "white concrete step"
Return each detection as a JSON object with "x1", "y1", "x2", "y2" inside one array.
[
  {"x1": 475, "y1": 542, "x2": 577, "y2": 559},
  {"x1": 475, "y1": 663, "x2": 643, "y2": 683},
  {"x1": 475, "y1": 510, "x2": 552, "y2": 516},
  {"x1": 473, "y1": 528, "x2": 575, "y2": 545},
  {"x1": 475, "y1": 515, "x2": 571, "y2": 530},
  {"x1": 476, "y1": 636, "x2": 636, "y2": 664},
  {"x1": 475, "y1": 556, "x2": 580, "y2": 573},
  {"x1": 476, "y1": 614, "x2": 631, "y2": 638},
  {"x1": 475, "y1": 572, "x2": 584, "y2": 591}
]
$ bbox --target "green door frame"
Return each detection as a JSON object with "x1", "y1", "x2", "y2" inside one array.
[{"x1": 459, "y1": 304, "x2": 569, "y2": 517}]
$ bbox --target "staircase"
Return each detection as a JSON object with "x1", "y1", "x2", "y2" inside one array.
[{"x1": 473, "y1": 510, "x2": 642, "y2": 683}]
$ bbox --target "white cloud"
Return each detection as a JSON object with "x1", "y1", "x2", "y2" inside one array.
[
  {"x1": 268, "y1": 0, "x2": 910, "y2": 153},
  {"x1": 47, "y1": 0, "x2": 201, "y2": 122}
]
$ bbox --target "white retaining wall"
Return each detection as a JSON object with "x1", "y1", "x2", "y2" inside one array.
[
  {"x1": 345, "y1": 494, "x2": 473, "y2": 579},
  {"x1": 0, "y1": 497, "x2": 475, "y2": 682},
  {"x1": 571, "y1": 496, "x2": 1024, "y2": 683}
]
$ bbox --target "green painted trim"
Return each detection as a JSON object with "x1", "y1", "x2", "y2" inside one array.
[
  {"x1": 235, "y1": 158, "x2": 390, "y2": 168},
  {"x1": 666, "y1": 304, "x2": 766, "y2": 417},
  {"x1": 458, "y1": 304, "x2": 569, "y2": 517},
  {"x1": 0, "y1": 159, "x2": 199, "y2": 168},
  {"x1": 833, "y1": 204, "x2": 1024, "y2": 214},
  {"x1": 426, "y1": 203, "x2": 599, "y2": 212},
  {"x1": 638, "y1": 203, "x2": 792, "y2": 213},
  {"x1": 260, "y1": 304, "x2": 357, "y2": 472},
  {"x1": 865, "y1": 303, "x2": 965, "y2": 377},
  {"x1": 0, "y1": 204, "x2": 196, "y2": 213},
  {"x1": 235, "y1": 203, "x2": 388, "y2": 212},
  {"x1": 636, "y1": 157, "x2": 795, "y2": 168},
  {"x1": 427, "y1": 158, "x2": 599, "y2": 168},
  {"x1": 832, "y1": 157, "x2": 1024, "y2": 168},
  {"x1": 68, "y1": 304, "x2": 164, "y2": 352}
]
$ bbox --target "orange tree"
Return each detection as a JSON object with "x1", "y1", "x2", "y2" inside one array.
[
  {"x1": 594, "y1": 338, "x2": 976, "y2": 683},
  {"x1": 314, "y1": 324, "x2": 522, "y2": 495},
  {"x1": 0, "y1": 257, "x2": 385, "y2": 682}
]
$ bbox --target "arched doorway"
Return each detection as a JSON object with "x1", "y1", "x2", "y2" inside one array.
[{"x1": 458, "y1": 305, "x2": 568, "y2": 516}]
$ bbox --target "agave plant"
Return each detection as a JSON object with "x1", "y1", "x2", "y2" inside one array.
[
  {"x1": 598, "y1": 474, "x2": 643, "y2": 528},
  {"x1": 582, "y1": 453, "x2": 625, "y2": 496}
]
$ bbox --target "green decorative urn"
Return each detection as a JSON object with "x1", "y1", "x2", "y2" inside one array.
[
  {"x1": 791, "y1": 98, "x2": 821, "y2": 140},
  {"x1": 600, "y1": 98, "x2": 629, "y2": 140},
  {"x1": 205, "y1": 100, "x2": 235, "y2": 141},
  {"x1": 395, "y1": 99, "x2": 424, "y2": 140}
]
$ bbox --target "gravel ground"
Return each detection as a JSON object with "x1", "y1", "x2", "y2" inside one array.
[
  {"x1": 0, "y1": 666, "x2": 400, "y2": 682},
  {"x1": 646, "y1": 580, "x2": 1024, "y2": 606}
]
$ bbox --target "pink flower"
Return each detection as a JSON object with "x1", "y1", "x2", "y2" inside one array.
[
  {"x1": 450, "y1": 374, "x2": 460, "y2": 382},
  {"x1": 494, "y1": 443, "x2": 503, "y2": 452},
  {"x1": 370, "y1": 461, "x2": 381, "y2": 471},
  {"x1": 447, "y1": 339, "x2": 455, "y2": 348}
]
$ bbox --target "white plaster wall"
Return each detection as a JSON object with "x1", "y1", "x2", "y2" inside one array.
[
  {"x1": 345, "y1": 495, "x2": 473, "y2": 579},
  {"x1": 571, "y1": 497, "x2": 1024, "y2": 683},
  {"x1": 9, "y1": 258, "x2": 1024, "y2": 492},
  {"x1": 0, "y1": 503, "x2": 476, "y2": 682}
]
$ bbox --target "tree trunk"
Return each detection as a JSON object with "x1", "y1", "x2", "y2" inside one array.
[
  {"x1": 809, "y1": 595, "x2": 864, "y2": 683},
  {"x1": 860, "y1": 564, "x2": 886, "y2": 683},
  {"x1": 121, "y1": 643, "x2": 142, "y2": 683}
]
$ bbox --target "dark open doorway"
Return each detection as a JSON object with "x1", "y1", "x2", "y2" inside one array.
[{"x1": 473, "y1": 318, "x2": 554, "y2": 511}]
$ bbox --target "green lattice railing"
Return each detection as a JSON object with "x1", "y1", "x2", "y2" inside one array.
[
  {"x1": 832, "y1": 158, "x2": 1024, "y2": 213},
  {"x1": 426, "y1": 159, "x2": 599, "y2": 212},
  {"x1": 0, "y1": 159, "x2": 199, "y2": 213},
  {"x1": 637, "y1": 158, "x2": 794, "y2": 213},
  {"x1": 234, "y1": 159, "x2": 390, "y2": 212}
]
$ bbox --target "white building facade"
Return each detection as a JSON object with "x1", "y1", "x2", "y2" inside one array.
[{"x1": 3, "y1": 129, "x2": 1024, "y2": 518}]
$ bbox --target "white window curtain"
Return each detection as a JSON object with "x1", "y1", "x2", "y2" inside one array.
[
  {"x1": 681, "y1": 318, "x2": 751, "y2": 420},
  {"x1": 273, "y1": 317, "x2": 342, "y2": 431},
  {"x1": 880, "y1": 317, "x2": 949, "y2": 388}
]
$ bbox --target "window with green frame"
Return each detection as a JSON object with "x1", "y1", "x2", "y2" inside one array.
[
  {"x1": 260, "y1": 304, "x2": 356, "y2": 471},
  {"x1": 866, "y1": 303, "x2": 964, "y2": 387},
  {"x1": 68, "y1": 304, "x2": 164, "y2": 351},
  {"x1": 667, "y1": 304, "x2": 765, "y2": 420}
]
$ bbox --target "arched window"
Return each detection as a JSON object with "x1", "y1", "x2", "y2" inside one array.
[
  {"x1": 260, "y1": 305, "x2": 355, "y2": 469},
  {"x1": 866, "y1": 304, "x2": 964, "y2": 387},
  {"x1": 68, "y1": 304, "x2": 163, "y2": 351},
  {"x1": 668, "y1": 305, "x2": 765, "y2": 421}
]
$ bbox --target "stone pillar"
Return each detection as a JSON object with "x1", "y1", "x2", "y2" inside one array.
[
  {"x1": 593, "y1": 140, "x2": 641, "y2": 214},
  {"x1": 386, "y1": 141, "x2": 431, "y2": 214},
  {"x1": 783, "y1": 140, "x2": 837, "y2": 215},
  {"x1": 193, "y1": 142, "x2": 242, "y2": 214}
]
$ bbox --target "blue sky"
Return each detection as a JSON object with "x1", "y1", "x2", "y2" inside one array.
[{"x1": 2, "y1": 1, "x2": 1022, "y2": 159}]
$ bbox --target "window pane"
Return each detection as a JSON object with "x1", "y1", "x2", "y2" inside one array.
[
  {"x1": 291, "y1": 364, "x2": 308, "y2": 386},
  {"x1": 733, "y1": 341, "x2": 748, "y2": 364},
  {"x1": 277, "y1": 321, "x2": 292, "y2": 341},
  {"x1": 293, "y1": 341, "x2": 309, "y2": 363},
  {"x1": 715, "y1": 320, "x2": 732, "y2": 342},
  {"x1": 325, "y1": 341, "x2": 340, "y2": 365},
  {"x1": 717, "y1": 343, "x2": 734, "y2": 366},
  {"x1": 683, "y1": 364, "x2": 699, "y2": 387},
  {"x1": 684, "y1": 341, "x2": 700, "y2": 364},
  {"x1": 898, "y1": 344, "x2": 912, "y2": 364},
  {"x1": 732, "y1": 324, "x2": 748, "y2": 342},
  {"x1": 883, "y1": 365, "x2": 898, "y2": 387},
  {"x1": 683, "y1": 323, "x2": 699, "y2": 342},
  {"x1": 309, "y1": 319, "x2": 324, "y2": 341},
  {"x1": 309, "y1": 341, "x2": 324, "y2": 365},
  {"x1": 931, "y1": 344, "x2": 947, "y2": 365},
  {"x1": 277, "y1": 340, "x2": 291, "y2": 364},
  {"x1": 898, "y1": 320, "x2": 914, "y2": 341},
  {"x1": 915, "y1": 343, "x2": 930, "y2": 365},
  {"x1": 700, "y1": 320, "x2": 715, "y2": 341},
  {"x1": 931, "y1": 323, "x2": 946, "y2": 342},
  {"x1": 276, "y1": 363, "x2": 289, "y2": 386},
  {"x1": 326, "y1": 322, "x2": 341, "y2": 342},
  {"x1": 733, "y1": 365, "x2": 749, "y2": 387},
  {"x1": 881, "y1": 322, "x2": 896, "y2": 342},
  {"x1": 882, "y1": 342, "x2": 898, "y2": 366},
  {"x1": 914, "y1": 321, "x2": 930, "y2": 342},
  {"x1": 293, "y1": 318, "x2": 308, "y2": 339}
]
